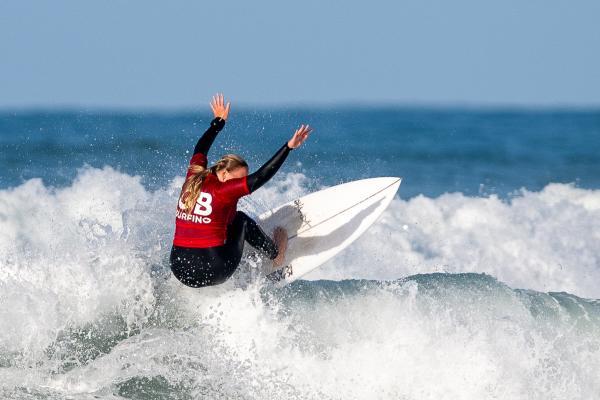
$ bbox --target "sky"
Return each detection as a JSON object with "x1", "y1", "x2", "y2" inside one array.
[{"x1": 1, "y1": 0, "x2": 599, "y2": 109}]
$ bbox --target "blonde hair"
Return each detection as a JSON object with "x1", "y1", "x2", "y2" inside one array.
[{"x1": 180, "y1": 154, "x2": 248, "y2": 212}]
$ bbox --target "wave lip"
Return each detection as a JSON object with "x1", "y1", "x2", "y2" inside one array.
[{"x1": 309, "y1": 182, "x2": 600, "y2": 299}]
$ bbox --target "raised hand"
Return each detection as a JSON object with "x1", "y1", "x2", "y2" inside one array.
[
  {"x1": 287, "y1": 124, "x2": 313, "y2": 149},
  {"x1": 210, "y1": 93, "x2": 231, "y2": 120}
]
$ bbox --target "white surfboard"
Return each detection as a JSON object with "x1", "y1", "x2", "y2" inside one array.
[{"x1": 258, "y1": 177, "x2": 401, "y2": 286}]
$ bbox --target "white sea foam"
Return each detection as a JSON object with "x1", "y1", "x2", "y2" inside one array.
[
  {"x1": 308, "y1": 183, "x2": 600, "y2": 298},
  {"x1": 1, "y1": 167, "x2": 599, "y2": 399},
  {"x1": 7, "y1": 276, "x2": 599, "y2": 400},
  {"x1": 0, "y1": 168, "x2": 166, "y2": 360}
]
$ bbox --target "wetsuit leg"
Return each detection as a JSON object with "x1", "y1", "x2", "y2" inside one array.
[{"x1": 226, "y1": 211, "x2": 279, "y2": 260}]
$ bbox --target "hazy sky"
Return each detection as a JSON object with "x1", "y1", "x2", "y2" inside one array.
[{"x1": 1, "y1": 0, "x2": 599, "y2": 108}]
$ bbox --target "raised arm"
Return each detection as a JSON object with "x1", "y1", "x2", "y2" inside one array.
[
  {"x1": 193, "y1": 93, "x2": 231, "y2": 156},
  {"x1": 246, "y1": 124, "x2": 313, "y2": 193}
]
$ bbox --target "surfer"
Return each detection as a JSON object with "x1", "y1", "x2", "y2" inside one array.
[{"x1": 170, "y1": 93, "x2": 313, "y2": 287}]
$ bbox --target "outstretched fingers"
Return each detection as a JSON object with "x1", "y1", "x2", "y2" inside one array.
[
  {"x1": 209, "y1": 93, "x2": 231, "y2": 120},
  {"x1": 288, "y1": 124, "x2": 313, "y2": 148},
  {"x1": 297, "y1": 124, "x2": 312, "y2": 140}
]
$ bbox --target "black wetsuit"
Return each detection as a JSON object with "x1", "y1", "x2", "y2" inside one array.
[{"x1": 170, "y1": 118, "x2": 292, "y2": 287}]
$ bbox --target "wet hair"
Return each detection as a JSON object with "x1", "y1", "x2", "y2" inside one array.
[{"x1": 180, "y1": 154, "x2": 248, "y2": 212}]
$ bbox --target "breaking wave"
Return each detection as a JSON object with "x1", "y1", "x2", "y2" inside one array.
[{"x1": 1, "y1": 167, "x2": 599, "y2": 399}]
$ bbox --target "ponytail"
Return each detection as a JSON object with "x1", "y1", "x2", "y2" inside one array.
[{"x1": 179, "y1": 154, "x2": 248, "y2": 212}]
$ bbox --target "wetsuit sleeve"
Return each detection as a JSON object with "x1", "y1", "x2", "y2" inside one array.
[
  {"x1": 189, "y1": 117, "x2": 226, "y2": 166},
  {"x1": 246, "y1": 143, "x2": 292, "y2": 193}
]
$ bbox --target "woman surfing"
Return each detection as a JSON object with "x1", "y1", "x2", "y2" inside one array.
[{"x1": 170, "y1": 93, "x2": 313, "y2": 287}]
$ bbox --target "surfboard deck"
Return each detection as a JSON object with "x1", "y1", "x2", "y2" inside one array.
[{"x1": 257, "y1": 177, "x2": 401, "y2": 286}]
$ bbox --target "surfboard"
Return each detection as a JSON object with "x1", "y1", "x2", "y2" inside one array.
[{"x1": 257, "y1": 177, "x2": 401, "y2": 286}]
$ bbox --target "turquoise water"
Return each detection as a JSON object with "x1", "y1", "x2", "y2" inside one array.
[{"x1": 1, "y1": 107, "x2": 600, "y2": 399}]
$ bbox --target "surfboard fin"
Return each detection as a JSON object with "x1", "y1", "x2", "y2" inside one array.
[{"x1": 266, "y1": 264, "x2": 293, "y2": 283}]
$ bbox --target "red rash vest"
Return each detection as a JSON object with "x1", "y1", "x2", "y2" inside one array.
[{"x1": 173, "y1": 153, "x2": 250, "y2": 248}]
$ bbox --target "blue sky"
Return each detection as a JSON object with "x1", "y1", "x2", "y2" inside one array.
[{"x1": 1, "y1": 0, "x2": 599, "y2": 108}]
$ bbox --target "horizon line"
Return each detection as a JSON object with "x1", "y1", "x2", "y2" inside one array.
[{"x1": 1, "y1": 99, "x2": 600, "y2": 114}]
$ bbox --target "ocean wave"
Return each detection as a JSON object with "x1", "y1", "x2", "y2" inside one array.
[
  {"x1": 1, "y1": 167, "x2": 600, "y2": 398},
  {"x1": 2, "y1": 273, "x2": 599, "y2": 399},
  {"x1": 307, "y1": 182, "x2": 600, "y2": 299}
]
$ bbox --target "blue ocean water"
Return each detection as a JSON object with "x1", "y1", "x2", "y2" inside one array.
[
  {"x1": 2, "y1": 107, "x2": 599, "y2": 197},
  {"x1": 1, "y1": 107, "x2": 600, "y2": 399}
]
